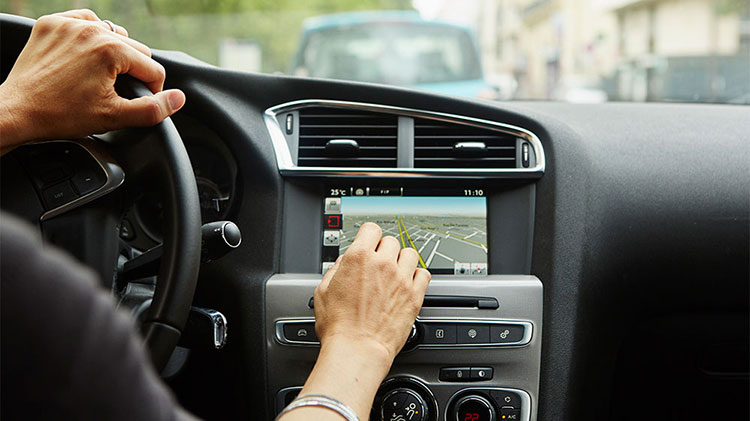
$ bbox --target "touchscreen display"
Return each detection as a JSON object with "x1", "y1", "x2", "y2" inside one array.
[{"x1": 322, "y1": 188, "x2": 487, "y2": 275}]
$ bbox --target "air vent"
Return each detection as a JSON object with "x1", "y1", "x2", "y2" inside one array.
[
  {"x1": 297, "y1": 107, "x2": 398, "y2": 167},
  {"x1": 414, "y1": 118, "x2": 517, "y2": 168}
]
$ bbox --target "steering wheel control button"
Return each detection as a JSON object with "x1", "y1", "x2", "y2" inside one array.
[
  {"x1": 499, "y1": 406, "x2": 521, "y2": 420},
  {"x1": 439, "y1": 367, "x2": 471, "y2": 382},
  {"x1": 470, "y1": 367, "x2": 494, "y2": 381},
  {"x1": 489, "y1": 390, "x2": 521, "y2": 409},
  {"x1": 323, "y1": 230, "x2": 340, "y2": 246},
  {"x1": 457, "y1": 324, "x2": 489, "y2": 344},
  {"x1": 42, "y1": 181, "x2": 78, "y2": 209},
  {"x1": 380, "y1": 388, "x2": 427, "y2": 421},
  {"x1": 71, "y1": 167, "x2": 106, "y2": 196},
  {"x1": 490, "y1": 324, "x2": 525, "y2": 344},
  {"x1": 421, "y1": 323, "x2": 457, "y2": 344},
  {"x1": 453, "y1": 395, "x2": 495, "y2": 421},
  {"x1": 282, "y1": 322, "x2": 317, "y2": 343}
]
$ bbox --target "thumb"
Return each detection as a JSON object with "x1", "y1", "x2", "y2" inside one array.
[{"x1": 113, "y1": 89, "x2": 185, "y2": 127}]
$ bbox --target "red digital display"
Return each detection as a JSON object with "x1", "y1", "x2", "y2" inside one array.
[{"x1": 463, "y1": 414, "x2": 479, "y2": 421}]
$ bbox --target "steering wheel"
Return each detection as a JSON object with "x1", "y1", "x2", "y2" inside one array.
[{"x1": 0, "y1": 14, "x2": 202, "y2": 371}]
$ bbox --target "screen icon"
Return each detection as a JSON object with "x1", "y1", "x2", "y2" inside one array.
[
  {"x1": 324, "y1": 197, "x2": 341, "y2": 214},
  {"x1": 323, "y1": 230, "x2": 340, "y2": 246},
  {"x1": 454, "y1": 262, "x2": 471, "y2": 275},
  {"x1": 321, "y1": 261, "x2": 335, "y2": 273},
  {"x1": 471, "y1": 263, "x2": 487, "y2": 275},
  {"x1": 325, "y1": 214, "x2": 342, "y2": 229}
]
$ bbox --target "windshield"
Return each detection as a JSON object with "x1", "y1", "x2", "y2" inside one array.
[{"x1": 6, "y1": 0, "x2": 749, "y2": 103}]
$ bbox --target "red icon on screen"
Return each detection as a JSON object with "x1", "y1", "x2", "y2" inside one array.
[{"x1": 326, "y1": 215, "x2": 341, "y2": 228}]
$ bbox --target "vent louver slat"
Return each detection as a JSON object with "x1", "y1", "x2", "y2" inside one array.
[
  {"x1": 298, "y1": 107, "x2": 397, "y2": 167},
  {"x1": 414, "y1": 118, "x2": 517, "y2": 168}
]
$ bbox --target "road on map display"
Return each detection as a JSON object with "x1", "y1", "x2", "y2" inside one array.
[{"x1": 339, "y1": 214, "x2": 487, "y2": 272}]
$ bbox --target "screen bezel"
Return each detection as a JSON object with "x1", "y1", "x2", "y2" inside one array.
[{"x1": 322, "y1": 186, "x2": 489, "y2": 275}]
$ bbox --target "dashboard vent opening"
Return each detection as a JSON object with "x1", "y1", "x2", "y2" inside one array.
[
  {"x1": 297, "y1": 107, "x2": 398, "y2": 167},
  {"x1": 414, "y1": 118, "x2": 517, "y2": 168}
]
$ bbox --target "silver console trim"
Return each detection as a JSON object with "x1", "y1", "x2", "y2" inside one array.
[
  {"x1": 445, "y1": 387, "x2": 532, "y2": 421},
  {"x1": 39, "y1": 138, "x2": 125, "y2": 221},
  {"x1": 263, "y1": 99, "x2": 545, "y2": 178},
  {"x1": 275, "y1": 318, "x2": 533, "y2": 348}
]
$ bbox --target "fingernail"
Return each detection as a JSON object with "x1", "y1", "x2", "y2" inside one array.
[{"x1": 167, "y1": 90, "x2": 185, "y2": 112}]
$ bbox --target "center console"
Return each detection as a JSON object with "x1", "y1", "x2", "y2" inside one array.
[{"x1": 263, "y1": 100, "x2": 545, "y2": 420}]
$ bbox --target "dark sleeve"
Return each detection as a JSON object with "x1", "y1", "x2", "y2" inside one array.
[{"x1": 1, "y1": 212, "x2": 198, "y2": 421}]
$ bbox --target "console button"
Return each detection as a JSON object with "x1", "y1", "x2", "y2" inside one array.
[
  {"x1": 42, "y1": 181, "x2": 78, "y2": 209},
  {"x1": 470, "y1": 367, "x2": 494, "y2": 381},
  {"x1": 457, "y1": 324, "x2": 489, "y2": 344},
  {"x1": 439, "y1": 367, "x2": 471, "y2": 381},
  {"x1": 489, "y1": 390, "x2": 521, "y2": 409},
  {"x1": 282, "y1": 323, "x2": 317, "y2": 343},
  {"x1": 421, "y1": 323, "x2": 457, "y2": 344},
  {"x1": 500, "y1": 406, "x2": 521, "y2": 420},
  {"x1": 490, "y1": 324, "x2": 525, "y2": 344}
]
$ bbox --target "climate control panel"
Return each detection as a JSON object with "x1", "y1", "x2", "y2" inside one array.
[{"x1": 266, "y1": 274, "x2": 543, "y2": 421}]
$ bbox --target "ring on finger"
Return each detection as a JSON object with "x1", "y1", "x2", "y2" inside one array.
[{"x1": 103, "y1": 19, "x2": 116, "y2": 32}]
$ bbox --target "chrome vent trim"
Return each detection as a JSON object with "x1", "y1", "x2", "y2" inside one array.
[{"x1": 264, "y1": 99, "x2": 545, "y2": 178}]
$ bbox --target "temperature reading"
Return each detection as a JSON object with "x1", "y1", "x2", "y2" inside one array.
[
  {"x1": 329, "y1": 188, "x2": 349, "y2": 196},
  {"x1": 463, "y1": 189, "x2": 484, "y2": 196},
  {"x1": 463, "y1": 413, "x2": 479, "y2": 421}
]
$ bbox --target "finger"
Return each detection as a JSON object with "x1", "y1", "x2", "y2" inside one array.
[
  {"x1": 53, "y1": 10, "x2": 130, "y2": 37},
  {"x1": 113, "y1": 33, "x2": 150, "y2": 57},
  {"x1": 53, "y1": 9, "x2": 101, "y2": 21},
  {"x1": 115, "y1": 42, "x2": 165, "y2": 92},
  {"x1": 375, "y1": 236, "x2": 401, "y2": 259},
  {"x1": 99, "y1": 20, "x2": 129, "y2": 38},
  {"x1": 113, "y1": 89, "x2": 185, "y2": 127},
  {"x1": 349, "y1": 222, "x2": 382, "y2": 252},
  {"x1": 412, "y1": 268, "x2": 431, "y2": 296},
  {"x1": 397, "y1": 247, "x2": 419, "y2": 278}
]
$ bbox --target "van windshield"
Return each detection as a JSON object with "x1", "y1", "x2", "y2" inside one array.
[{"x1": 294, "y1": 23, "x2": 482, "y2": 86}]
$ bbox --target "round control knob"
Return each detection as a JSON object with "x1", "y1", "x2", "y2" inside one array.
[
  {"x1": 453, "y1": 395, "x2": 495, "y2": 421},
  {"x1": 381, "y1": 387, "x2": 428, "y2": 421}
]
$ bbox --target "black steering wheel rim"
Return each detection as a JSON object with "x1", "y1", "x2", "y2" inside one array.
[{"x1": 0, "y1": 13, "x2": 203, "y2": 371}]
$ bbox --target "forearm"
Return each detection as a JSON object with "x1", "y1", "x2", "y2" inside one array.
[{"x1": 279, "y1": 337, "x2": 392, "y2": 420}]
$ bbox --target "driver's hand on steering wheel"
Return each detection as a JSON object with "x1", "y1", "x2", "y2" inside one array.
[{"x1": 0, "y1": 9, "x2": 185, "y2": 153}]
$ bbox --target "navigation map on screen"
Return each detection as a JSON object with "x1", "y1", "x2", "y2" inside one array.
[{"x1": 326, "y1": 195, "x2": 487, "y2": 275}]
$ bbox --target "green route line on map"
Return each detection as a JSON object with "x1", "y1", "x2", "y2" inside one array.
[
  {"x1": 398, "y1": 216, "x2": 427, "y2": 269},
  {"x1": 419, "y1": 225, "x2": 488, "y2": 248}
]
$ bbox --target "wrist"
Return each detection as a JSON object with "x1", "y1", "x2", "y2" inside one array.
[
  {"x1": 320, "y1": 333, "x2": 394, "y2": 374},
  {"x1": 0, "y1": 82, "x2": 30, "y2": 150}
]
